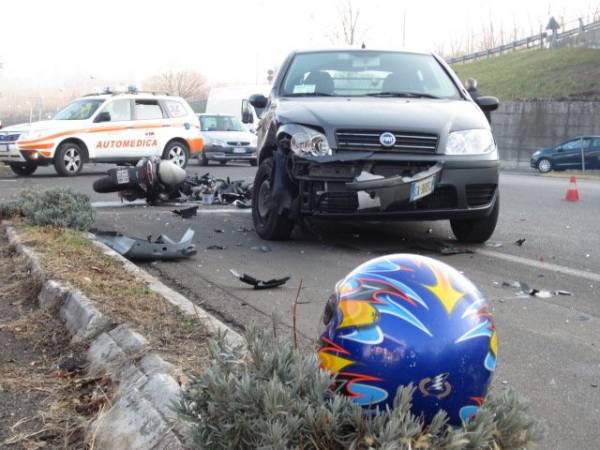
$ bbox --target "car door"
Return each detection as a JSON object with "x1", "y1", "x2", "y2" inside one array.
[
  {"x1": 91, "y1": 99, "x2": 136, "y2": 160},
  {"x1": 553, "y1": 139, "x2": 583, "y2": 168},
  {"x1": 132, "y1": 99, "x2": 164, "y2": 157},
  {"x1": 590, "y1": 138, "x2": 600, "y2": 169}
]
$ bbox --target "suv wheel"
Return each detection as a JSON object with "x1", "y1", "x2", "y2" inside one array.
[
  {"x1": 9, "y1": 162, "x2": 38, "y2": 176},
  {"x1": 450, "y1": 196, "x2": 499, "y2": 244},
  {"x1": 54, "y1": 142, "x2": 84, "y2": 176},
  {"x1": 537, "y1": 158, "x2": 552, "y2": 173},
  {"x1": 252, "y1": 157, "x2": 294, "y2": 240},
  {"x1": 163, "y1": 141, "x2": 189, "y2": 168}
]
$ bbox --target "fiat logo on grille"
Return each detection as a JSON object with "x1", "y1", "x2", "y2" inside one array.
[{"x1": 379, "y1": 132, "x2": 396, "y2": 147}]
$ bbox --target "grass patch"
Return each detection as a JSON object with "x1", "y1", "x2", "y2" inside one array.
[
  {"x1": 452, "y1": 47, "x2": 600, "y2": 100},
  {"x1": 16, "y1": 224, "x2": 209, "y2": 374}
]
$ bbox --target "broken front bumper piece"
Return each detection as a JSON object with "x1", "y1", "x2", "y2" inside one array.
[
  {"x1": 345, "y1": 163, "x2": 443, "y2": 210},
  {"x1": 93, "y1": 228, "x2": 196, "y2": 260}
]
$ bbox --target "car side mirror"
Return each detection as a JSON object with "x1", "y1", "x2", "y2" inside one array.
[
  {"x1": 249, "y1": 94, "x2": 268, "y2": 109},
  {"x1": 241, "y1": 99, "x2": 254, "y2": 124},
  {"x1": 94, "y1": 111, "x2": 111, "y2": 123},
  {"x1": 475, "y1": 96, "x2": 499, "y2": 112}
]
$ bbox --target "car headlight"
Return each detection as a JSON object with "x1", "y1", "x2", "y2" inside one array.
[
  {"x1": 445, "y1": 129, "x2": 495, "y2": 155},
  {"x1": 18, "y1": 130, "x2": 48, "y2": 140},
  {"x1": 288, "y1": 125, "x2": 331, "y2": 157}
]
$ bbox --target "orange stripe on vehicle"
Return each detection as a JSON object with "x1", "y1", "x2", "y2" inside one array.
[
  {"x1": 18, "y1": 143, "x2": 54, "y2": 150},
  {"x1": 187, "y1": 137, "x2": 204, "y2": 154},
  {"x1": 41, "y1": 151, "x2": 52, "y2": 157}
]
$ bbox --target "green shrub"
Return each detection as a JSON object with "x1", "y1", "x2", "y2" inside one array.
[
  {"x1": 0, "y1": 188, "x2": 94, "y2": 231},
  {"x1": 176, "y1": 325, "x2": 544, "y2": 450}
]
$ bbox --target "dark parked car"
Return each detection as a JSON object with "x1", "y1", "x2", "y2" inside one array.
[
  {"x1": 530, "y1": 136, "x2": 600, "y2": 173},
  {"x1": 243, "y1": 49, "x2": 500, "y2": 243}
]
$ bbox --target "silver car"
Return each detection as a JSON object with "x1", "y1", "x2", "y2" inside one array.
[{"x1": 198, "y1": 114, "x2": 257, "y2": 166}]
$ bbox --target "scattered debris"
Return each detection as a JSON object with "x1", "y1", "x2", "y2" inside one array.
[
  {"x1": 206, "y1": 245, "x2": 226, "y2": 250},
  {"x1": 230, "y1": 269, "x2": 290, "y2": 289},
  {"x1": 172, "y1": 206, "x2": 198, "y2": 218},
  {"x1": 177, "y1": 173, "x2": 253, "y2": 205},
  {"x1": 515, "y1": 238, "x2": 526, "y2": 246},
  {"x1": 93, "y1": 228, "x2": 196, "y2": 260},
  {"x1": 234, "y1": 199, "x2": 252, "y2": 209},
  {"x1": 412, "y1": 240, "x2": 473, "y2": 256},
  {"x1": 485, "y1": 241, "x2": 503, "y2": 248},
  {"x1": 251, "y1": 245, "x2": 272, "y2": 253},
  {"x1": 237, "y1": 226, "x2": 254, "y2": 233},
  {"x1": 554, "y1": 290, "x2": 573, "y2": 296},
  {"x1": 214, "y1": 229, "x2": 224, "y2": 233},
  {"x1": 501, "y1": 281, "x2": 573, "y2": 299}
]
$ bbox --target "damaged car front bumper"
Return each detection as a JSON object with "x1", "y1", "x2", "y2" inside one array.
[{"x1": 290, "y1": 156, "x2": 498, "y2": 220}]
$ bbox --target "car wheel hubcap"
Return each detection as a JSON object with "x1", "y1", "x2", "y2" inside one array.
[
  {"x1": 64, "y1": 148, "x2": 81, "y2": 172},
  {"x1": 257, "y1": 179, "x2": 272, "y2": 220},
  {"x1": 539, "y1": 160, "x2": 550, "y2": 172},
  {"x1": 168, "y1": 146, "x2": 186, "y2": 167}
]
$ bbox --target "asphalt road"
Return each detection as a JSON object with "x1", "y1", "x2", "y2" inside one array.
[{"x1": 1, "y1": 162, "x2": 599, "y2": 449}]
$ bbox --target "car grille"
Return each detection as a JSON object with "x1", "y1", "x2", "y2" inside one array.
[
  {"x1": 336, "y1": 129, "x2": 438, "y2": 154},
  {"x1": 466, "y1": 184, "x2": 497, "y2": 207},
  {"x1": 0, "y1": 133, "x2": 20, "y2": 142},
  {"x1": 227, "y1": 141, "x2": 250, "y2": 146},
  {"x1": 317, "y1": 192, "x2": 359, "y2": 213}
]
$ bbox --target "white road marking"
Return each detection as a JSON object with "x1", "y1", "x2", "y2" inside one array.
[{"x1": 475, "y1": 248, "x2": 600, "y2": 283}]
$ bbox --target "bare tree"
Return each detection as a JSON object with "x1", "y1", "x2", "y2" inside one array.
[
  {"x1": 328, "y1": 0, "x2": 366, "y2": 45},
  {"x1": 143, "y1": 70, "x2": 208, "y2": 100}
]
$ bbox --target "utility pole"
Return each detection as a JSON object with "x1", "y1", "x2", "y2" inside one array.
[{"x1": 402, "y1": 9, "x2": 406, "y2": 47}]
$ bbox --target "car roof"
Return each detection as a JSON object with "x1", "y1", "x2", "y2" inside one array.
[{"x1": 81, "y1": 93, "x2": 183, "y2": 101}]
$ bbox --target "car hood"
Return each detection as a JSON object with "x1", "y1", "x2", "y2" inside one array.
[
  {"x1": 201, "y1": 130, "x2": 256, "y2": 143},
  {"x1": 533, "y1": 147, "x2": 553, "y2": 155},
  {"x1": 1, "y1": 120, "x2": 89, "y2": 134},
  {"x1": 274, "y1": 97, "x2": 489, "y2": 135}
]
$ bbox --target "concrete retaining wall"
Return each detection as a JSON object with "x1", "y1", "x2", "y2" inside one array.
[{"x1": 492, "y1": 101, "x2": 600, "y2": 162}]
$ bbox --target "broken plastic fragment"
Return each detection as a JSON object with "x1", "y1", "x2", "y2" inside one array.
[
  {"x1": 515, "y1": 238, "x2": 526, "y2": 246},
  {"x1": 172, "y1": 206, "x2": 198, "y2": 218},
  {"x1": 230, "y1": 269, "x2": 290, "y2": 290},
  {"x1": 93, "y1": 228, "x2": 196, "y2": 260},
  {"x1": 206, "y1": 245, "x2": 226, "y2": 250}
]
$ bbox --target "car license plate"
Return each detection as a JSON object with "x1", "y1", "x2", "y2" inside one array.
[
  {"x1": 409, "y1": 175, "x2": 435, "y2": 202},
  {"x1": 233, "y1": 147, "x2": 246, "y2": 154},
  {"x1": 115, "y1": 168, "x2": 130, "y2": 184},
  {"x1": 0, "y1": 144, "x2": 9, "y2": 152}
]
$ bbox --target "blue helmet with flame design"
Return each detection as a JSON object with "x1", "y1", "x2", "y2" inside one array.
[{"x1": 318, "y1": 254, "x2": 497, "y2": 425}]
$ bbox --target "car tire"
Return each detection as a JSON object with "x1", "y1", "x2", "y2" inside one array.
[
  {"x1": 537, "y1": 158, "x2": 552, "y2": 173},
  {"x1": 450, "y1": 196, "x2": 499, "y2": 244},
  {"x1": 9, "y1": 162, "x2": 38, "y2": 176},
  {"x1": 162, "y1": 141, "x2": 189, "y2": 168},
  {"x1": 54, "y1": 142, "x2": 84, "y2": 176},
  {"x1": 200, "y1": 152, "x2": 209, "y2": 166},
  {"x1": 252, "y1": 157, "x2": 294, "y2": 241},
  {"x1": 250, "y1": 159, "x2": 258, "y2": 167}
]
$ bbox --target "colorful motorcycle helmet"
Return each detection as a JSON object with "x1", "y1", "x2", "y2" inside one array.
[{"x1": 318, "y1": 254, "x2": 497, "y2": 425}]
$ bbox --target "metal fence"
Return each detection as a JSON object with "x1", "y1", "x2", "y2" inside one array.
[{"x1": 448, "y1": 18, "x2": 600, "y2": 64}]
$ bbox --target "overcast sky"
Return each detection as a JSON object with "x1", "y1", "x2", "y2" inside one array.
[{"x1": 0, "y1": 0, "x2": 598, "y2": 92}]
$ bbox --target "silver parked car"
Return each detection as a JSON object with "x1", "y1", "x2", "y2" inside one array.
[{"x1": 198, "y1": 114, "x2": 257, "y2": 166}]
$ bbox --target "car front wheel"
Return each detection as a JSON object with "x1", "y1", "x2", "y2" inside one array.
[
  {"x1": 54, "y1": 142, "x2": 84, "y2": 176},
  {"x1": 537, "y1": 158, "x2": 552, "y2": 173},
  {"x1": 252, "y1": 157, "x2": 294, "y2": 240},
  {"x1": 163, "y1": 141, "x2": 189, "y2": 168},
  {"x1": 450, "y1": 196, "x2": 499, "y2": 244}
]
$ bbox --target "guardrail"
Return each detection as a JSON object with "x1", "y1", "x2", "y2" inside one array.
[{"x1": 448, "y1": 19, "x2": 600, "y2": 64}]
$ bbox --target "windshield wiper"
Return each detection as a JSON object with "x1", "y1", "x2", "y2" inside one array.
[
  {"x1": 365, "y1": 91, "x2": 440, "y2": 99},
  {"x1": 284, "y1": 92, "x2": 334, "y2": 97}
]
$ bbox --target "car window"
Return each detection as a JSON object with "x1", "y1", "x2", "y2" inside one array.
[
  {"x1": 592, "y1": 138, "x2": 600, "y2": 149},
  {"x1": 561, "y1": 138, "x2": 592, "y2": 150},
  {"x1": 281, "y1": 51, "x2": 460, "y2": 99},
  {"x1": 135, "y1": 100, "x2": 164, "y2": 120},
  {"x1": 164, "y1": 100, "x2": 187, "y2": 118},
  {"x1": 200, "y1": 115, "x2": 245, "y2": 132},
  {"x1": 100, "y1": 99, "x2": 132, "y2": 122},
  {"x1": 54, "y1": 99, "x2": 104, "y2": 120}
]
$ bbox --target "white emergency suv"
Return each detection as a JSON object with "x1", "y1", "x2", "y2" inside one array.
[{"x1": 0, "y1": 90, "x2": 204, "y2": 176}]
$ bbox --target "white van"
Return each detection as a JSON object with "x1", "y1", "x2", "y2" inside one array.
[{"x1": 0, "y1": 90, "x2": 204, "y2": 176}]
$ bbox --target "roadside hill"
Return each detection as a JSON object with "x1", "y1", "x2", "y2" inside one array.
[{"x1": 452, "y1": 47, "x2": 600, "y2": 101}]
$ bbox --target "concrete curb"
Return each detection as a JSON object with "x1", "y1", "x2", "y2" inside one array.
[{"x1": 3, "y1": 224, "x2": 243, "y2": 449}]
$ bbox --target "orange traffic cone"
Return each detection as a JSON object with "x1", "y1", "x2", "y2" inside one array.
[{"x1": 565, "y1": 176, "x2": 580, "y2": 202}]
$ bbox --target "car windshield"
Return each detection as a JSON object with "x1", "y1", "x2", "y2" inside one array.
[
  {"x1": 281, "y1": 51, "x2": 460, "y2": 99},
  {"x1": 200, "y1": 115, "x2": 246, "y2": 132},
  {"x1": 54, "y1": 99, "x2": 105, "y2": 120}
]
